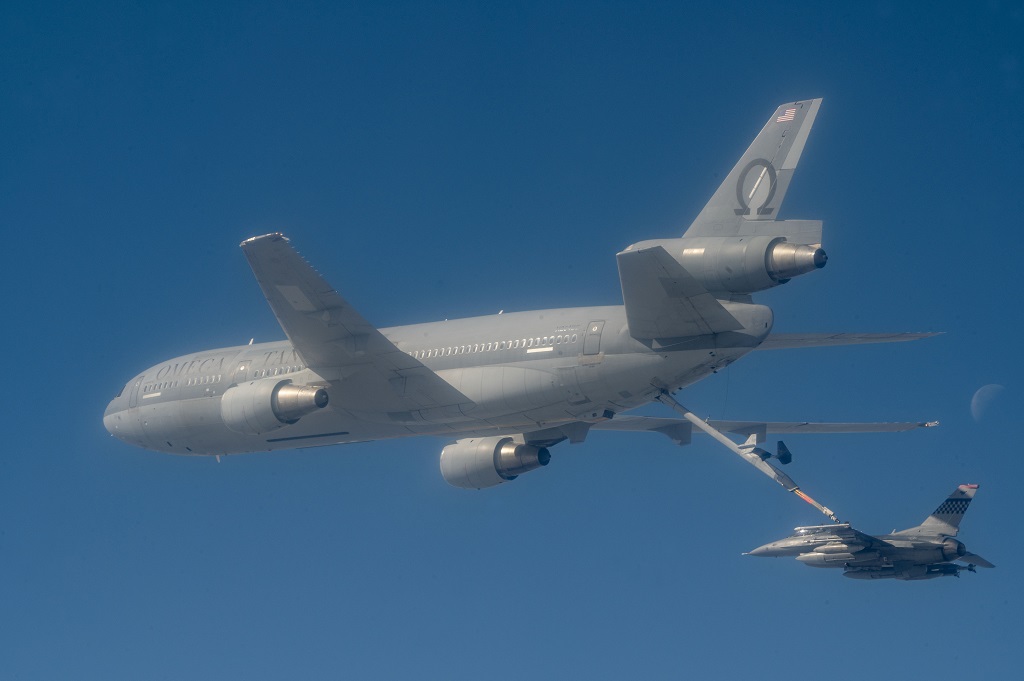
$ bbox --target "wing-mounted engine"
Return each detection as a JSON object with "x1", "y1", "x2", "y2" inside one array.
[
  {"x1": 624, "y1": 232, "x2": 826, "y2": 296},
  {"x1": 220, "y1": 379, "x2": 329, "y2": 435},
  {"x1": 440, "y1": 436, "x2": 550, "y2": 489}
]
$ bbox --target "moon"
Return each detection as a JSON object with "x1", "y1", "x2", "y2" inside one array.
[{"x1": 970, "y1": 384, "x2": 1005, "y2": 422}]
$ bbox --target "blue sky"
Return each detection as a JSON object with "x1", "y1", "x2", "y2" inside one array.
[{"x1": 3, "y1": 1, "x2": 1023, "y2": 678}]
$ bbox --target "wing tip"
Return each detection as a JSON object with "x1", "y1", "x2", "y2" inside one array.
[
  {"x1": 779, "y1": 96, "x2": 823, "y2": 107},
  {"x1": 240, "y1": 232, "x2": 288, "y2": 248}
]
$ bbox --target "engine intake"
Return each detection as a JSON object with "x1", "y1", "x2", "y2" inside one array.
[
  {"x1": 440, "y1": 436, "x2": 550, "y2": 489},
  {"x1": 221, "y1": 379, "x2": 329, "y2": 435}
]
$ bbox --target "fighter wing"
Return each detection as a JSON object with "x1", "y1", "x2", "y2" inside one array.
[
  {"x1": 616, "y1": 245, "x2": 743, "y2": 339},
  {"x1": 589, "y1": 415, "x2": 935, "y2": 446},
  {"x1": 757, "y1": 332, "x2": 940, "y2": 350},
  {"x1": 832, "y1": 525, "x2": 894, "y2": 550},
  {"x1": 787, "y1": 524, "x2": 893, "y2": 550},
  {"x1": 241, "y1": 233, "x2": 471, "y2": 412}
]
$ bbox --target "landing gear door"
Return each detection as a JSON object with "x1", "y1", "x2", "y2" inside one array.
[{"x1": 583, "y1": 320, "x2": 605, "y2": 355}]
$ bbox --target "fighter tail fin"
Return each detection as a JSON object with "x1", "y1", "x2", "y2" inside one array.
[
  {"x1": 896, "y1": 484, "x2": 980, "y2": 536},
  {"x1": 683, "y1": 99, "x2": 822, "y2": 240}
]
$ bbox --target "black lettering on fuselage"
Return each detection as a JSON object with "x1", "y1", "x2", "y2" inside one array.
[
  {"x1": 260, "y1": 348, "x2": 300, "y2": 367},
  {"x1": 155, "y1": 355, "x2": 226, "y2": 380}
]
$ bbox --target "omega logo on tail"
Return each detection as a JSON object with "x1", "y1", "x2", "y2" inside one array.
[{"x1": 734, "y1": 158, "x2": 777, "y2": 216}]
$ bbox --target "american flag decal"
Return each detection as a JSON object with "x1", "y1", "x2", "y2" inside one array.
[{"x1": 776, "y1": 108, "x2": 797, "y2": 123}]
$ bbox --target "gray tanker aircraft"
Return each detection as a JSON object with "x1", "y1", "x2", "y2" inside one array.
[
  {"x1": 747, "y1": 485, "x2": 994, "y2": 580},
  {"x1": 104, "y1": 98, "x2": 935, "y2": 489}
]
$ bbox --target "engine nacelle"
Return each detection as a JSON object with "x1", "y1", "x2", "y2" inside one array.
[
  {"x1": 679, "y1": 236, "x2": 827, "y2": 294},
  {"x1": 220, "y1": 379, "x2": 329, "y2": 435},
  {"x1": 626, "y1": 235, "x2": 827, "y2": 295},
  {"x1": 439, "y1": 436, "x2": 551, "y2": 489}
]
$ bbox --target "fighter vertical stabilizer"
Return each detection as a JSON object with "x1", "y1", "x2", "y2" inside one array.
[{"x1": 894, "y1": 484, "x2": 979, "y2": 536}]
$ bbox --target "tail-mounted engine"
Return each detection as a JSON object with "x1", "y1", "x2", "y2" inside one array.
[
  {"x1": 440, "y1": 436, "x2": 550, "y2": 489},
  {"x1": 626, "y1": 234, "x2": 827, "y2": 295},
  {"x1": 678, "y1": 235, "x2": 826, "y2": 294},
  {"x1": 220, "y1": 379, "x2": 329, "y2": 435}
]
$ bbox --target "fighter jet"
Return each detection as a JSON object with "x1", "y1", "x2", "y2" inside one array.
[
  {"x1": 103, "y1": 99, "x2": 937, "y2": 490},
  {"x1": 747, "y1": 485, "x2": 994, "y2": 580}
]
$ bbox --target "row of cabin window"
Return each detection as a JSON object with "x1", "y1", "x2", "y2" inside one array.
[
  {"x1": 185, "y1": 374, "x2": 223, "y2": 387},
  {"x1": 144, "y1": 380, "x2": 179, "y2": 393},
  {"x1": 251, "y1": 365, "x2": 303, "y2": 379},
  {"x1": 412, "y1": 333, "x2": 579, "y2": 360},
  {"x1": 143, "y1": 367, "x2": 301, "y2": 392}
]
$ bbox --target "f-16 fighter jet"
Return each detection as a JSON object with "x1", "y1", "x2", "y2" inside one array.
[{"x1": 746, "y1": 485, "x2": 994, "y2": 580}]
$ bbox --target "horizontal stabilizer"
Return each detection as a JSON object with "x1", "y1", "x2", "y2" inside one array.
[
  {"x1": 757, "y1": 332, "x2": 941, "y2": 350},
  {"x1": 962, "y1": 552, "x2": 995, "y2": 569},
  {"x1": 616, "y1": 245, "x2": 743, "y2": 339}
]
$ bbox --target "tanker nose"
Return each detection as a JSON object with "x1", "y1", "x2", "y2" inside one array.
[
  {"x1": 103, "y1": 401, "x2": 145, "y2": 447},
  {"x1": 103, "y1": 408, "x2": 120, "y2": 438}
]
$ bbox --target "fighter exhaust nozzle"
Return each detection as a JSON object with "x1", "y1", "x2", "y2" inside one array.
[
  {"x1": 767, "y1": 241, "x2": 828, "y2": 282},
  {"x1": 941, "y1": 537, "x2": 967, "y2": 562}
]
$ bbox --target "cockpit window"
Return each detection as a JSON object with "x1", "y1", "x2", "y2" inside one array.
[
  {"x1": 116, "y1": 383, "x2": 127, "y2": 398},
  {"x1": 795, "y1": 526, "x2": 829, "y2": 536}
]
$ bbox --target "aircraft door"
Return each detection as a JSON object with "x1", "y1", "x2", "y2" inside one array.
[
  {"x1": 233, "y1": 360, "x2": 251, "y2": 385},
  {"x1": 583, "y1": 320, "x2": 605, "y2": 355},
  {"x1": 128, "y1": 377, "x2": 142, "y2": 408}
]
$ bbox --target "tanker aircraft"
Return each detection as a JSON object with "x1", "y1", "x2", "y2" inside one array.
[
  {"x1": 746, "y1": 484, "x2": 994, "y2": 580},
  {"x1": 104, "y1": 98, "x2": 936, "y2": 489}
]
